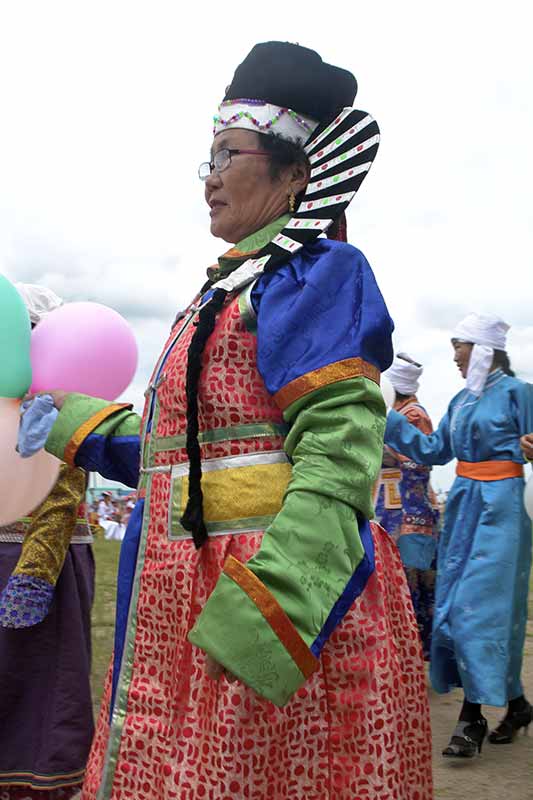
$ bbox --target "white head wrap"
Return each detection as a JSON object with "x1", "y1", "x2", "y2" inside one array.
[
  {"x1": 213, "y1": 100, "x2": 319, "y2": 143},
  {"x1": 452, "y1": 312, "x2": 509, "y2": 350},
  {"x1": 15, "y1": 283, "x2": 63, "y2": 325},
  {"x1": 385, "y1": 352, "x2": 423, "y2": 395},
  {"x1": 451, "y1": 312, "x2": 510, "y2": 396}
]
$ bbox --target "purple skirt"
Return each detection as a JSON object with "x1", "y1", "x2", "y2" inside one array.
[{"x1": 0, "y1": 543, "x2": 95, "y2": 796}]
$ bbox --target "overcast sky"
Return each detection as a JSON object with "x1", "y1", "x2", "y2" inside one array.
[{"x1": 1, "y1": 0, "x2": 532, "y2": 490}]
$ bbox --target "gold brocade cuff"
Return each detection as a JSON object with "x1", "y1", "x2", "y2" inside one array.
[{"x1": 273, "y1": 357, "x2": 380, "y2": 411}]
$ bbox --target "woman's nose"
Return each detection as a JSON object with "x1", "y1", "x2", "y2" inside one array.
[{"x1": 205, "y1": 170, "x2": 222, "y2": 191}]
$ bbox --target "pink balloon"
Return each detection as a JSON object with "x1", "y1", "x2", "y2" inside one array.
[
  {"x1": 0, "y1": 397, "x2": 60, "y2": 526},
  {"x1": 30, "y1": 302, "x2": 138, "y2": 401}
]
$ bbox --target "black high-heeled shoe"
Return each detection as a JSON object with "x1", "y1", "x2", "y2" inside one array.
[
  {"x1": 488, "y1": 701, "x2": 533, "y2": 744},
  {"x1": 442, "y1": 717, "x2": 488, "y2": 758}
]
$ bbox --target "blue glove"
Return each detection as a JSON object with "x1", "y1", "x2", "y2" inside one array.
[{"x1": 17, "y1": 394, "x2": 59, "y2": 457}]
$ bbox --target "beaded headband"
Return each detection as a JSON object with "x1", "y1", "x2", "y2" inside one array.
[
  {"x1": 213, "y1": 99, "x2": 319, "y2": 142},
  {"x1": 212, "y1": 106, "x2": 380, "y2": 294}
]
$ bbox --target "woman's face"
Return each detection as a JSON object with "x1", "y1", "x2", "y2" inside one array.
[
  {"x1": 452, "y1": 340, "x2": 473, "y2": 379},
  {"x1": 204, "y1": 129, "x2": 300, "y2": 244}
]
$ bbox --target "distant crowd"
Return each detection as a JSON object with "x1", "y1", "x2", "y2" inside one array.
[{"x1": 88, "y1": 492, "x2": 135, "y2": 540}]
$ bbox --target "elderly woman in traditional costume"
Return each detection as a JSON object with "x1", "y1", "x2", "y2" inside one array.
[
  {"x1": 374, "y1": 353, "x2": 439, "y2": 658},
  {"x1": 385, "y1": 312, "x2": 533, "y2": 758},
  {"x1": 0, "y1": 285, "x2": 95, "y2": 800},
  {"x1": 33, "y1": 42, "x2": 432, "y2": 799}
]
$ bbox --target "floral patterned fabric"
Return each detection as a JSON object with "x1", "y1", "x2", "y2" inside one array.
[
  {"x1": 374, "y1": 398, "x2": 439, "y2": 659},
  {"x1": 0, "y1": 574, "x2": 54, "y2": 629}
]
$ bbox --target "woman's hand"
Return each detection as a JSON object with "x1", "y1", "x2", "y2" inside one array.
[
  {"x1": 520, "y1": 434, "x2": 533, "y2": 461},
  {"x1": 24, "y1": 390, "x2": 69, "y2": 410},
  {"x1": 205, "y1": 654, "x2": 238, "y2": 684}
]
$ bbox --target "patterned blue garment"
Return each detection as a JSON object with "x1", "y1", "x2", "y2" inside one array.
[
  {"x1": 252, "y1": 238, "x2": 394, "y2": 390},
  {"x1": 385, "y1": 370, "x2": 533, "y2": 706},
  {"x1": 375, "y1": 399, "x2": 439, "y2": 659}
]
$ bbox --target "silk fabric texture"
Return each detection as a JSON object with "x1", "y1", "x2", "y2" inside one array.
[
  {"x1": 42, "y1": 223, "x2": 432, "y2": 799},
  {"x1": 385, "y1": 369, "x2": 533, "y2": 705}
]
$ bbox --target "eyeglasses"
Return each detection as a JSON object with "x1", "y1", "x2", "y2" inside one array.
[{"x1": 198, "y1": 148, "x2": 270, "y2": 181}]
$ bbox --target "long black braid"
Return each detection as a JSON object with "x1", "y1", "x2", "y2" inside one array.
[
  {"x1": 180, "y1": 287, "x2": 228, "y2": 548},
  {"x1": 180, "y1": 134, "x2": 312, "y2": 549}
]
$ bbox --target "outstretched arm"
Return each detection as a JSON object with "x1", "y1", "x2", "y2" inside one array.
[
  {"x1": 45, "y1": 393, "x2": 141, "y2": 488},
  {"x1": 385, "y1": 407, "x2": 453, "y2": 466}
]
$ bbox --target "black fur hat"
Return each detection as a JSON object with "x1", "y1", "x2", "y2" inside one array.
[{"x1": 224, "y1": 41, "x2": 357, "y2": 123}]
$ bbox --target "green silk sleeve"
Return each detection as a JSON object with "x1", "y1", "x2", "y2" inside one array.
[
  {"x1": 45, "y1": 393, "x2": 141, "y2": 487},
  {"x1": 189, "y1": 376, "x2": 385, "y2": 706}
]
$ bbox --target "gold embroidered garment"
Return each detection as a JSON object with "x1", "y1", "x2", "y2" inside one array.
[{"x1": 12, "y1": 464, "x2": 88, "y2": 586}]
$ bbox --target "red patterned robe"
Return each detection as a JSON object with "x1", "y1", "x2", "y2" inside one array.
[{"x1": 45, "y1": 237, "x2": 432, "y2": 799}]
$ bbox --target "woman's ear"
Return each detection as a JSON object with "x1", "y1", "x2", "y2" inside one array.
[{"x1": 289, "y1": 159, "x2": 310, "y2": 196}]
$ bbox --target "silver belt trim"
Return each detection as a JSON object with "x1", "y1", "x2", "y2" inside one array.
[
  {"x1": 141, "y1": 450, "x2": 290, "y2": 476},
  {"x1": 0, "y1": 531, "x2": 94, "y2": 545},
  {"x1": 171, "y1": 450, "x2": 288, "y2": 479}
]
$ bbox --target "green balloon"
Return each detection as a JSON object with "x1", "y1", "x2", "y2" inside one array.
[{"x1": 0, "y1": 274, "x2": 32, "y2": 398}]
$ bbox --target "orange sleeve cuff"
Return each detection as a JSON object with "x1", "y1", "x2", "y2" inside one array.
[
  {"x1": 64, "y1": 403, "x2": 130, "y2": 466},
  {"x1": 273, "y1": 357, "x2": 380, "y2": 411},
  {"x1": 223, "y1": 555, "x2": 318, "y2": 680}
]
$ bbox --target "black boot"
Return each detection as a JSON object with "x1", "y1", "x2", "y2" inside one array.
[{"x1": 489, "y1": 698, "x2": 533, "y2": 744}]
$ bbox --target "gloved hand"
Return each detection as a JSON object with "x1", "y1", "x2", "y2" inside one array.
[{"x1": 17, "y1": 394, "x2": 59, "y2": 457}]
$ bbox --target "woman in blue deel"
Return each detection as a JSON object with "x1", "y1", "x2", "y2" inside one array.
[{"x1": 385, "y1": 312, "x2": 533, "y2": 758}]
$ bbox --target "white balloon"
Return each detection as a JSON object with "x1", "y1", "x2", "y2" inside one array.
[
  {"x1": 0, "y1": 397, "x2": 60, "y2": 526},
  {"x1": 524, "y1": 474, "x2": 533, "y2": 521},
  {"x1": 381, "y1": 375, "x2": 395, "y2": 410}
]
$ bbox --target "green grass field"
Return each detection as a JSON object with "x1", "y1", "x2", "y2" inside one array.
[
  {"x1": 91, "y1": 537, "x2": 121, "y2": 714},
  {"x1": 90, "y1": 533, "x2": 533, "y2": 716}
]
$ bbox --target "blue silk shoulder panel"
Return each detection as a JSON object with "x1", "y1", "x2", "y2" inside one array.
[{"x1": 251, "y1": 240, "x2": 394, "y2": 396}]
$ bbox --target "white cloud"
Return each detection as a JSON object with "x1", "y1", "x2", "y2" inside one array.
[{"x1": 1, "y1": 0, "x2": 532, "y2": 487}]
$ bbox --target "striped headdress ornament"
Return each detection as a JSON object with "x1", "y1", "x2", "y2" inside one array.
[{"x1": 213, "y1": 107, "x2": 380, "y2": 292}]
